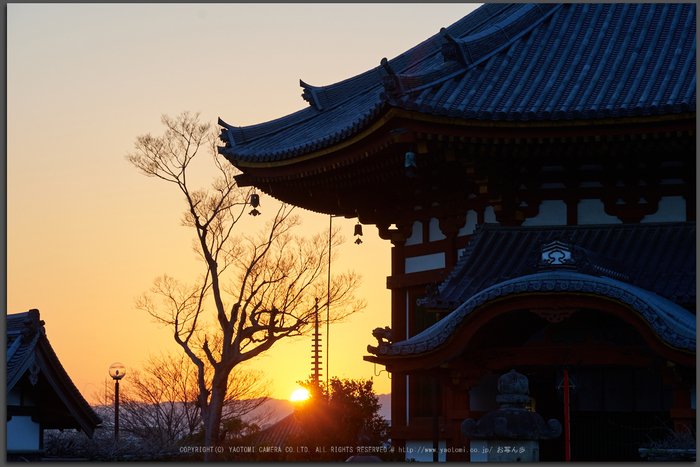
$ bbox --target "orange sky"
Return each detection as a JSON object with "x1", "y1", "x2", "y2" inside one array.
[{"x1": 7, "y1": 4, "x2": 481, "y2": 403}]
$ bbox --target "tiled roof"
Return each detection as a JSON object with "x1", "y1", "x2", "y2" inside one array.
[
  {"x1": 7, "y1": 310, "x2": 103, "y2": 437},
  {"x1": 8, "y1": 310, "x2": 44, "y2": 389},
  {"x1": 219, "y1": 3, "x2": 696, "y2": 164},
  {"x1": 386, "y1": 3, "x2": 697, "y2": 120},
  {"x1": 250, "y1": 413, "x2": 302, "y2": 447},
  {"x1": 422, "y1": 222, "x2": 696, "y2": 311},
  {"x1": 374, "y1": 271, "x2": 696, "y2": 357}
]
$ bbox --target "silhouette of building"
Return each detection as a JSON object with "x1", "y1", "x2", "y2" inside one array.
[
  {"x1": 7, "y1": 309, "x2": 102, "y2": 461},
  {"x1": 219, "y1": 4, "x2": 695, "y2": 461},
  {"x1": 250, "y1": 412, "x2": 302, "y2": 449}
]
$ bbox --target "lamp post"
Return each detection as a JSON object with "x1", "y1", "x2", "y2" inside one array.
[{"x1": 109, "y1": 362, "x2": 126, "y2": 442}]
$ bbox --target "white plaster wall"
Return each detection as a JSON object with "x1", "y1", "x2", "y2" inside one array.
[
  {"x1": 458, "y1": 210, "x2": 479, "y2": 237},
  {"x1": 7, "y1": 416, "x2": 41, "y2": 451},
  {"x1": 405, "y1": 221, "x2": 423, "y2": 246},
  {"x1": 577, "y1": 199, "x2": 623, "y2": 225},
  {"x1": 405, "y1": 253, "x2": 445, "y2": 274},
  {"x1": 429, "y1": 218, "x2": 446, "y2": 242},
  {"x1": 640, "y1": 196, "x2": 686, "y2": 223},
  {"x1": 484, "y1": 206, "x2": 497, "y2": 223},
  {"x1": 457, "y1": 248, "x2": 466, "y2": 261},
  {"x1": 691, "y1": 384, "x2": 696, "y2": 410},
  {"x1": 405, "y1": 440, "x2": 447, "y2": 462},
  {"x1": 522, "y1": 199, "x2": 567, "y2": 226}
]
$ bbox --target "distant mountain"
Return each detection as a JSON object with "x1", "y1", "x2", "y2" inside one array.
[
  {"x1": 244, "y1": 394, "x2": 392, "y2": 428},
  {"x1": 376, "y1": 394, "x2": 391, "y2": 423},
  {"x1": 242, "y1": 397, "x2": 294, "y2": 428}
]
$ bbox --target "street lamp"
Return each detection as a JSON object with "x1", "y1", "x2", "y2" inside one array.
[{"x1": 109, "y1": 362, "x2": 127, "y2": 442}]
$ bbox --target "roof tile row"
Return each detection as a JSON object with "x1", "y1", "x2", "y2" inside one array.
[
  {"x1": 220, "y1": 3, "x2": 696, "y2": 165},
  {"x1": 423, "y1": 222, "x2": 696, "y2": 311}
]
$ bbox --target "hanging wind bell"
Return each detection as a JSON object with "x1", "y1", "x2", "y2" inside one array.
[
  {"x1": 249, "y1": 192, "x2": 261, "y2": 216},
  {"x1": 354, "y1": 221, "x2": 363, "y2": 245},
  {"x1": 405, "y1": 147, "x2": 417, "y2": 179},
  {"x1": 405, "y1": 150, "x2": 417, "y2": 168}
]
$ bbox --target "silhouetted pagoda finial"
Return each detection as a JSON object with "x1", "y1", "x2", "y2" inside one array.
[{"x1": 311, "y1": 299, "x2": 323, "y2": 383}]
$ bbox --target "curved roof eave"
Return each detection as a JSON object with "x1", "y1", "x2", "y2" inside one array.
[
  {"x1": 36, "y1": 336, "x2": 104, "y2": 436},
  {"x1": 372, "y1": 271, "x2": 696, "y2": 358},
  {"x1": 6, "y1": 332, "x2": 41, "y2": 392},
  {"x1": 219, "y1": 3, "x2": 696, "y2": 165},
  {"x1": 218, "y1": 4, "x2": 530, "y2": 162},
  {"x1": 7, "y1": 311, "x2": 103, "y2": 437}
]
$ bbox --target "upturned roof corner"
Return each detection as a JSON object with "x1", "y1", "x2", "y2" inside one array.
[{"x1": 300, "y1": 79, "x2": 324, "y2": 111}]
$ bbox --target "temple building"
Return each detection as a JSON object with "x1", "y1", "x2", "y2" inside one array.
[
  {"x1": 7, "y1": 310, "x2": 103, "y2": 461},
  {"x1": 218, "y1": 4, "x2": 695, "y2": 461}
]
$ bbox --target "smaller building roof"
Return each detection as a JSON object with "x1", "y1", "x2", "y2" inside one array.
[
  {"x1": 7, "y1": 309, "x2": 102, "y2": 437},
  {"x1": 374, "y1": 270, "x2": 696, "y2": 359},
  {"x1": 369, "y1": 222, "x2": 697, "y2": 365},
  {"x1": 249, "y1": 413, "x2": 302, "y2": 448}
]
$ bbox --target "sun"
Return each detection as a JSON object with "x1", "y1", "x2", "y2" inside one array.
[{"x1": 290, "y1": 388, "x2": 310, "y2": 402}]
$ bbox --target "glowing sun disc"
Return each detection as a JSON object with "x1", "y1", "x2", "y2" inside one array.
[{"x1": 290, "y1": 388, "x2": 310, "y2": 402}]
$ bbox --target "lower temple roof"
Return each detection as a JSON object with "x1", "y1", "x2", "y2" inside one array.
[
  {"x1": 421, "y1": 222, "x2": 696, "y2": 312},
  {"x1": 375, "y1": 270, "x2": 696, "y2": 358}
]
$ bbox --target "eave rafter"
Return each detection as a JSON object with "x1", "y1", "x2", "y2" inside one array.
[
  {"x1": 229, "y1": 108, "x2": 695, "y2": 224},
  {"x1": 228, "y1": 108, "x2": 696, "y2": 171}
]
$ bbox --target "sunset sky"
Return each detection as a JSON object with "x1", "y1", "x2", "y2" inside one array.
[{"x1": 7, "y1": 4, "x2": 480, "y2": 404}]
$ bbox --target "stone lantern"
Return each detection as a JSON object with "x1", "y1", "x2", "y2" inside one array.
[{"x1": 462, "y1": 370, "x2": 561, "y2": 462}]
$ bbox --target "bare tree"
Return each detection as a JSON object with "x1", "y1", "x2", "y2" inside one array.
[
  {"x1": 126, "y1": 112, "x2": 365, "y2": 460},
  {"x1": 118, "y1": 351, "x2": 270, "y2": 449}
]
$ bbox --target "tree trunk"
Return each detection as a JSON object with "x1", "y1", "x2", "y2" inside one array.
[{"x1": 202, "y1": 373, "x2": 228, "y2": 461}]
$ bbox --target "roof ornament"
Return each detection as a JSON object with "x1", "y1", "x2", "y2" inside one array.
[
  {"x1": 366, "y1": 326, "x2": 393, "y2": 355},
  {"x1": 440, "y1": 28, "x2": 471, "y2": 65},
  {"x1": 380, "y1": 58, "x2": 404, "y2": 99},
  {"x1": 21, "y1": 309, "x2": 45, "y2": 340},
  {"x1": 380, "y1": 57, "x2": 396, "y2": 76},
  {"x1": 217, "y1": 117, "x2": 237, "y2": 148},
  {"x1": 537, "y1": 238, "x2": 580, "y2": 271},
  {"x1": 29, "y1": 361, "x2": 41, "y2": 386},
  {"x1": 536, "y1": 233, "x2": 586, "y2": 271},
  {"x1": 533, "y1": 233, "x2": 631, "y2": 282},
  {"x1": 425, "y1": 281, "x2": 440, "y2": 301},
  {"x1": 300, "y1": 80, "x2": 324, "y2": 111}
]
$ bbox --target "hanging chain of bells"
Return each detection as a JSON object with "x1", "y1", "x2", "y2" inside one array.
[
  {"x1": 249, "y1": 193, "x2": 261, "y2": 216},
  {"x1": 249, "y1": 144, "x2": 415, "y2": 235},
  {"x1": 354, "y1": 222, "x2": 363, "y2": 244}
]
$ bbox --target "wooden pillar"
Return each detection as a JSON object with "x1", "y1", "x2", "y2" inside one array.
[
  {"x1": 432, "y1": 376, "x2": 439, "y2": 462},
  {"x1": 564, "y1": 197, "x2": 579, "y2": 226},
  {"x1": 391, "y1": 373, "x2": 408, "y2": 455},
  {"x1": 439, "y1": 215, "x2": 464, "y2": 274},
  {"x1": 662, "y1": 364, "x2": 695, "y2": 435},
  {"x1": 671, "y1": 387, "x2": 694, "y2": 434},
  {"x1": 683, "y1": 194, "x2": 696, "y2": 221},
  {"x1": 389, "y1": 237, "x2": 408, "y2": 455},
  {"x1": 445, "y1": 383, "x2": 470, "y2": 462},
  {"x1": 390, "y1": 239, "x2": 407, "y2": 342}
]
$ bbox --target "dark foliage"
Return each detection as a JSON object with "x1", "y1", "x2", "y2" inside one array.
[{"x1": 285, "y1": 378, "x2": 389, "y2": 462}]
